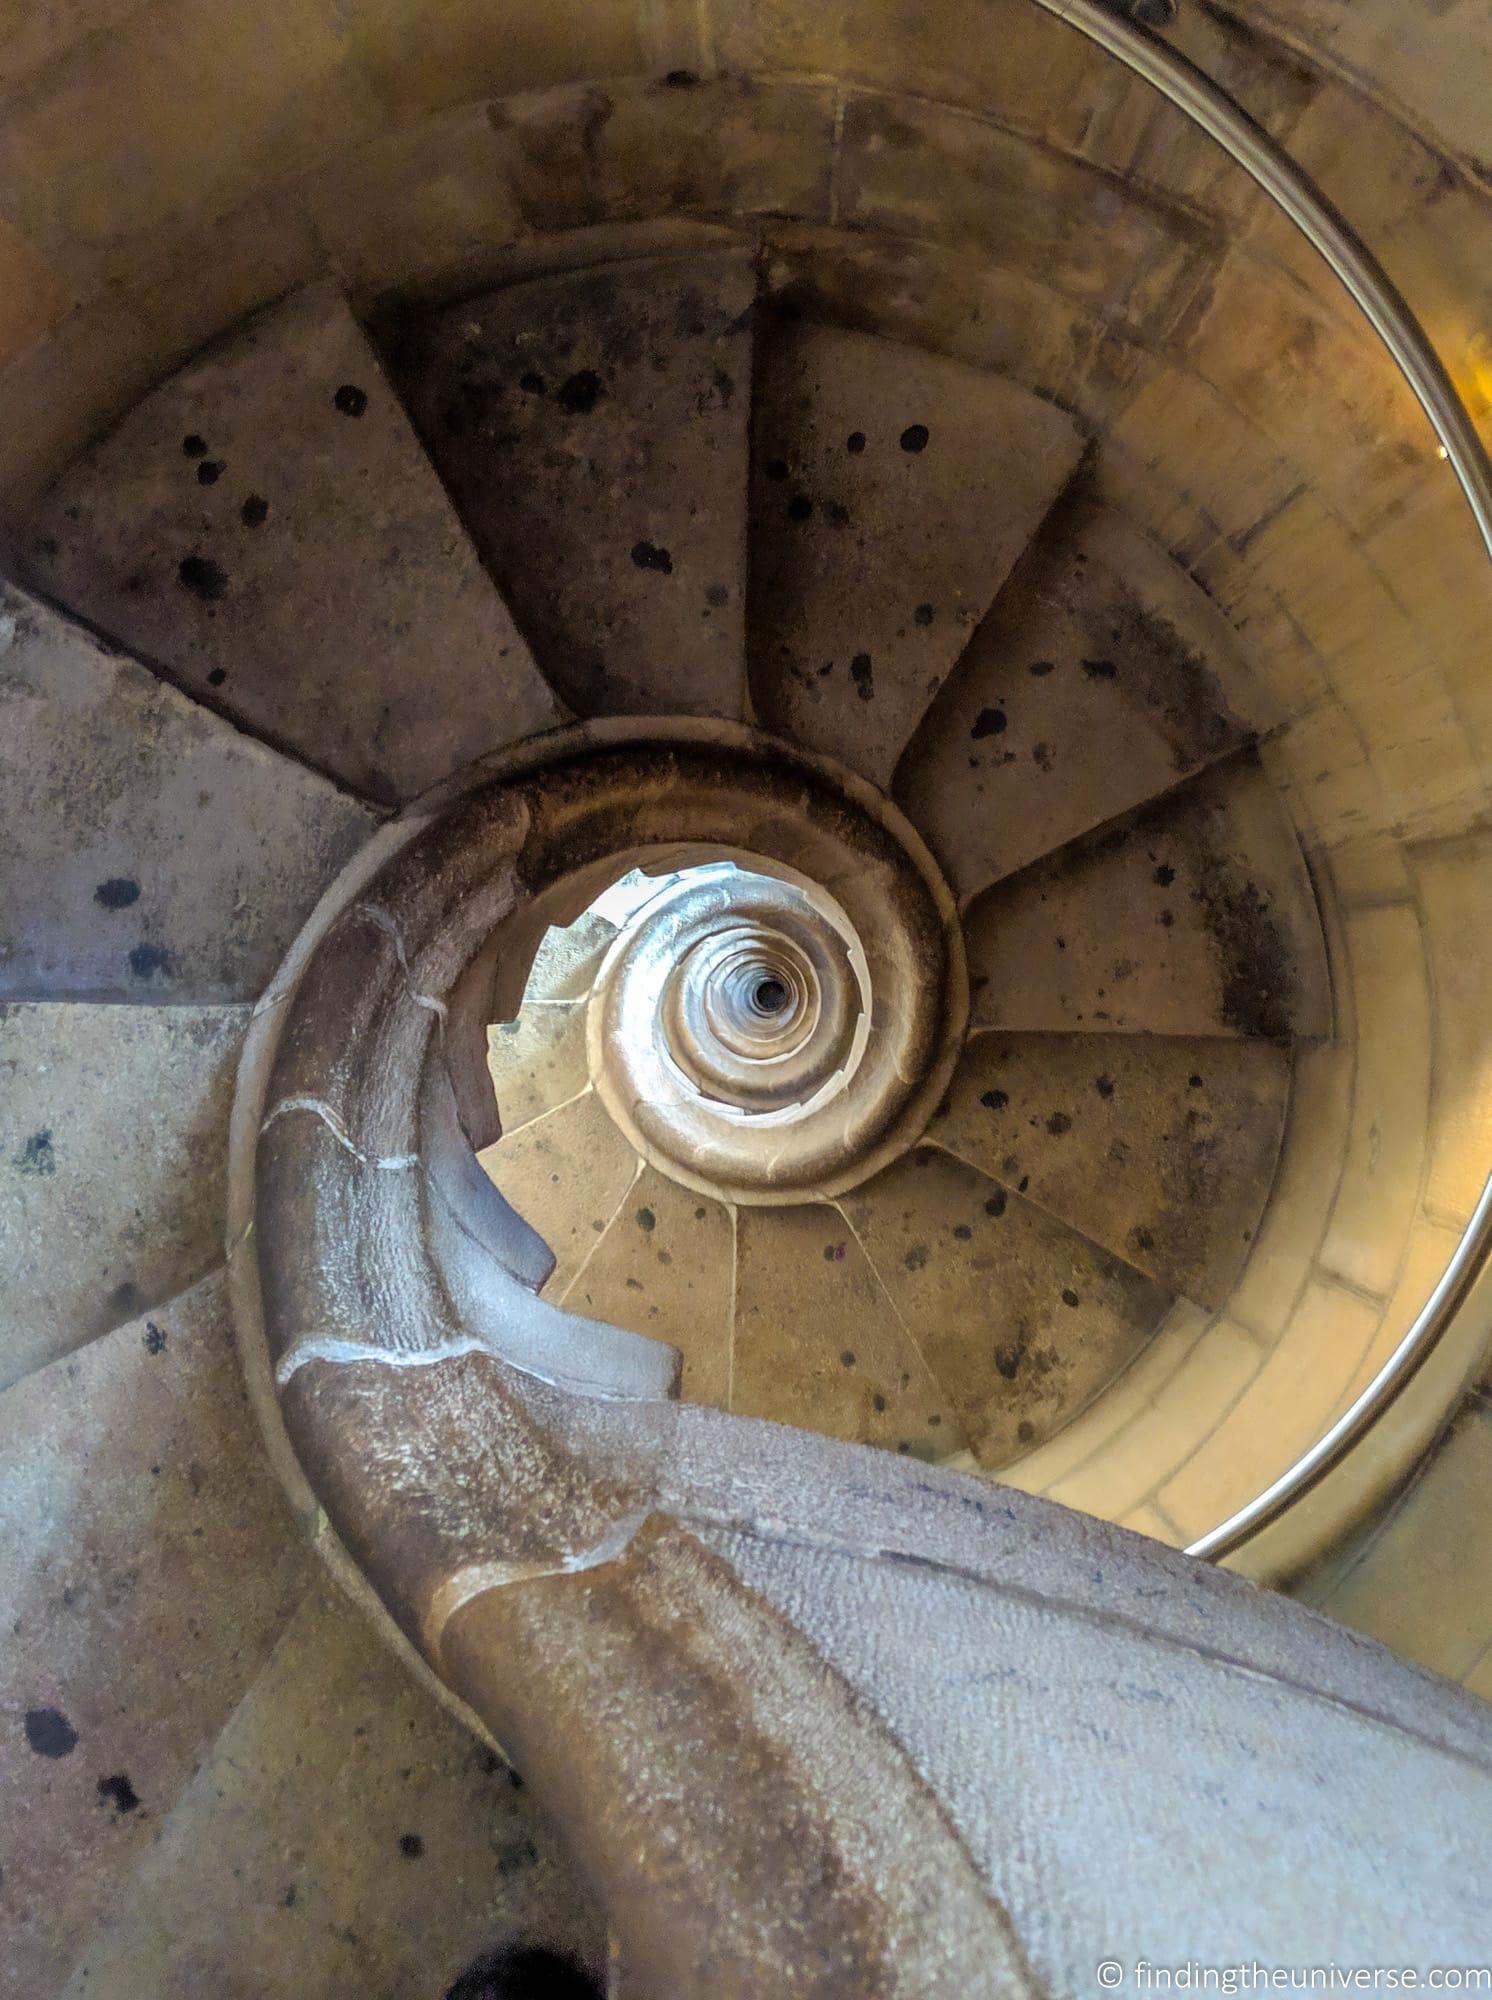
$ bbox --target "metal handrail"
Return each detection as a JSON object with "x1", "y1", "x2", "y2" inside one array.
[{"x1": 1025, "y1": 0, "x2": 1492, "y2": 1561}]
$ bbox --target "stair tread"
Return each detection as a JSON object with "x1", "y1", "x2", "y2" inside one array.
[
  {"x1": 843, "y1": 1148, "x2": 1172, "y2": 1469},
  {"x1": 731, "y1": 1202, "x2": 967, "y2": 1457},
  {"x1": 477, "y1": 1089, "x2": 640, "y2": 1297},
  {"x1": 22, "y1": 283, "x2": 560, "y2": 805},
  {"x1": 561, "y1": 1167, "x2": 733, "y2": 1408},
  {"x1": 0, "y1": 581, "x2": 376, "y2": 1003},
  {"x1": 0, "y1": 1272, "x2": 313, "y2": 2000},
  {"x1": 748, "y1": 320, "x2": 1085, "y2": 787},
  {"x1": 964, "y1": 754, "x2": 1333, "y2": 1038},
  {"x1": 0, "y1": 1001, "x2": 248, "y2": 1391},
  {"x1": 485, "y1": 1003, "x2": 590, "y2": 1139},
  {"x1": 927, "y1": 1032, "x2": 1291, "y2": 1309},
  {"x1": 522, "y1": 907, "x2": 619, "y2": 1003},
  {"x1": 894, "y1": 497, "x2": 1274, "y2": 905},
  {"x1": 389, "y1": 248, "x2": 757, "y2": 720},
  {"x1": 59, "y1": 1573, "x2": 603, "y2": 2000}
]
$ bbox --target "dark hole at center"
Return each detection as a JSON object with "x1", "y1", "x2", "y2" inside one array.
[{"x1": 752, "y1": 976, "x2": 790, "y2": 1015}]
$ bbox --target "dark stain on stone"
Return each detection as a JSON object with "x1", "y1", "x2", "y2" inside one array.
[
  {"x1": 1131, "y1": 1225, "x2": 1155, "y2": 1253},
  {"x1": 706, "y1": 582, "x2": 730, "y2": 607},
  {"x1": 110, "y1": 1281, "x2": 142, "y2": 1317},
  {"x1": 662, "y1": 67, "x2": 700, "y2": 86},
  {"x1": 96, "y1": 1772, "x2": 141, "y2": 1815},
  {"x1": 995, "y1": 1328, "x2": 1028, "y2": 1380},
  {"x1": 557, "y1": 369, "x2": 603, "y2": 414},
  {"x1": 1095, "y1": 1075, "x2": 1115, "y2": 1100},
  {"x1": 196, "y1": 459, "x2": 225, "y2": 486},
  {"x1": 840, "y1": 1349, "x2": 855, "y2": 1366},
  {"x1": 872, "y1": 1391, "x2": 887, "y2": 1412},
  {"x1": 1188, "y1": 1073, "x2": 1204, "y2": 1089},
  {"x1": 631, "y1": 540, "x2": 674, "y2": 574},
  {"x1": 904, "y1": 1244, "x2": 929, "y2": 1272},
  {"x1": 16, "y1": 1129, "x2": 56, "y2": 1176},
  {"x1": 1032, "y1": 742, "x2": 1055, "y2": 772},
  {"x1": 1196, "y1": 862, "x2": 1298, "y2": 1038},
  {"x1": 1046, "y1": 1111, "x2": 1072, "y2": 1136},
  {"x1": 1017, "y1": 1419, "x2": 1036, "y2": 1443},
  {"x1": 787, "y1": 493, "x2": 813, "y2": 522},
  {"x1": 980, "y1": 1089, "x2": 1009, "y2": 1112},
  {"x1": 1153, "y1": 863, "x2": 1176, "y2": 887},
  {"x1": 846, "y1": 431, "x2": 867, "y2": 454},
  {"x1": 1029, "y1": 659, "x2": 1055, "y2": 677},
  {"x1": 129, "y1": 943, "x2": 172, "y2": 980},
  {"x1": 25, "y1": 1707, "x2": 78, "y2": 1757},
  {"x1": 181, "y1": 434, "x2": 207, "y2": 457},
  {"x1": 971, "y1": 707, "x2": 1007, "y2": 739},
  {"x1": 850, "y1": 653, "x2": 874, "y2": 701},
  {"x1": 446, "y1": 1943, "x2": 601, "y2": 2000},
  {"x1": 333, "y1": 383, "x2": 369, "y2": 417},
  {"x1": 95, "y1": 877, "x2": 141, "y2": 910},
  {"x1": 398, "y1": 1832, "x2": 425, "y2": 1858},
  {"x1": 143, "y1": 1320, "x2": 167, "y2": 1354},
  {"x1": 178, "y1": 554, "x2": 228, "y2": 602},
  {"x1": 240, "y1": 494, "x2": 269, "y2": 528},
  {"x1": 1082, "y1": 657, "x2": 1118, "y2": 680},
  {"x1": 282, "y1": 1885, "x2": 298, "y2": 1908},
  {"x1": 636, "y1": 1206, "x2": 656, "y2": 1232},
  {"x1": 824, "y1": 1241, "x2": 846, "y2": 1262},
  {"x1": 825, "y1": 499, "x2": 851, "y2": 529},
  {"x1": 765, "y1": 458, "x2": 789, "y2": 481},
  {"x1": 1061, "y1": 1288, "x2": 1081, "y2": 1308},
  {"x1": 519, "y1": 372, "x2": 545, "y2": 395},
  {"x1": 900, "y1": 423, "x2": 930, "y2": 453},
  {"x1": 914, "y1": 602, "x2": 934, "y2": 626},
  {"x1": 206, "y1": 666, "x2": 227, "y2": 686},
  {"x1": 952, "y1": 1224, "x2": 973, "y2": 1241},
  {"x1": 985, "y1": 1189, "x2": 1008, "y2": 1218}
]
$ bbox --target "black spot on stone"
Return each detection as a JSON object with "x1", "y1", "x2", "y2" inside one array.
[
  {"x1": 971, "y1": 707, "x2": 1007, "y2": 740},
  {"x1": 1188, "y1": 1073, "x2": 1204, "y2": 1089},
  {"x1": 557, "y1": 370, "x2": 603, "y2": 414},
  {"x1": 630, "y1": 540, "x2": 674, "y2": 574},
  {"x1": 903, "y1": 1245, "x2": 929, "y2": 1272},
  {"x1": 1132, "y1": 1226, "x2": 1155, "y2": 1253},
  {"x1": 787, "y1": 493, "x2": 813, "y2": 521},
  {"x1": 850, "y1": 653, "x2": 874, "y2": 701},
  {"x1": 914, "y1": 602, "x2": 934, "y2": 626},
  {"x1": 1153, "y1": 863, "x2": 1176, "y2": 887},
  {"x1": 984, "y1": 1190, "x2": 1008, "y2": 1218},
  {"x1": 95, "y1": 877, "x2": 141, "y2": 910},
  {"x1": 110, "y1": 1281, "x2": 142, "y2": 1316},
  {"x1": 636, "y1": 1206, "x2": 656, "y2": 1232},
  {"x1": 143, "y1": 1321, "x2": 167, "y2": 1355},
  {"x1": 519, "y1": 372, "x2": 546, "y2": 395},
  {"x1": 128, "y1": 943, "x2": 172, "y2": 980},
  {"x1": 764, "y1": 458, "x2": 789, "y2": 481},
  {"x1": 206, "y1": 667, "x2": 227, "y2": 687},
  {"x1": 240, "y1": 494, "x2": 269, "y2": 528},
  {"x1": 663, "y1": 67, "x2": 700, "y2": 86},
  {"x1": 196, "y1": 459, "x2": 225, "y2": 486},
  {"x1": 952, "y1": 1224, "x2": 972, "y2": 1241},
  {"x1": 16, "y1": 1129, "x2": 56, "y2": 1177},
  {"x1": 398, "y1": 1832, "x2": 425, "y2": 1858},
  {"x1": 840, "y1": 1350, "x2": 856, "y2": 1367},
  {"x1": 872, "y1": 1392, "x2": 887, "y2": 1412},
  {"x1": 1017, "y1": 1419, "x2": 1036, "y2": 1443},
  {"x1": 96, "y1": 1772, "x2": 141, "y2": 1814},
  {"x1": 1032, "y1": 741, "x2": 1055, "y2": 773},
  {"x1": 25, "y1": 1707, "x2": 78, "y2": 1758},
  {"x1": 1094, "y1": 1074, "x2": 1115, "y2": 1100},
  {"x1": 706, "y1": 582, "x2": 730, "y2": 607},
  {"x1": 1158, "y1": 909, "x2": 1175, "y2": 928},
  {"x1": 979, "y1": 1089, "x2": 1009, "y2": 1111},
  {"x1": 846, "y1": 430, "x2": 867, "y2": 454},
  {"x1": 182, "y1": 434, "x2": 208, "y2": 457},
  {"x1": 177, "y1": 555, "x2": 228, "y2": 602},
  {"x1": 1045, "y1": 1111, "x2": 1072, "y2": 1136},
  {"x1": 1082, "y1": 658, "x2": 1118, "y2": 680},
  {"x1": 1061, "y1": 1288, "x2": 1080, "y2": 1308},
  {"x1": 899, "y1": 423, "x2": 930, "y2": 453},
  {"x1": 446, "y1": 1944, "x2": 603, "y2": 2000},
  {"x1": 333, "y1": 383, "x2": 369, "y2": 417},
  {"x1": 1029, "y1": 659, "x2": 1056, "y2": 677}
]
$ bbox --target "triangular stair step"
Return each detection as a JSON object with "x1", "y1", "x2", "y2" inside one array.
[
  {"x1": 22, "y1": 283, "x2": 560, "y2": 805},
  {"x1": 964, "y1": 753, "x2": 1333, "y2": 1038},
  {"x1": 748, "y1": 319, "x2": 1086, "y2": 787},
  {"x1": 388, "y1": 248, "x2": 757, "y2": 720},
  {"x1": 477, "y1": 1089, "x2": 641, "y2": 1297}
]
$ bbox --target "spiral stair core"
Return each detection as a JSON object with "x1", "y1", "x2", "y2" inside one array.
[{"x1": 2, "y1": 3, "x2": 1492, "y2": 1991}]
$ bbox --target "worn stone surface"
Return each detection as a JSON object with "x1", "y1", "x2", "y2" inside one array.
[
  {"x1": 844, "y1": 1148, "x2": 1172, "y2": 1467},
  {"x1": 895, "y1": 496, "x2": 1273, "y2": 904},
  {"x1": 561, "y1": 1166, "x2": 733, "y2": 1407},
  {"x1": 521, "y1": 907, "x2": 618, "y2": 1003},
  {"x1": 732, "y1": 1201, "x2": 964, "y2": 1456},
  {"x1": 60, "y1": 1573, "x2": 606, "y2": 2000},
  {"x1": 965, "y1": 753, "x2": 1332, "y2": 1038},
  {"x1": 928, "y1": 1032, "x2": 1291, "y2": 1309},
  {"x1": 389, "y1": 248, "x2": 756, "y2": 719},
  {"x1": 485, "y1": 1005, "x2": 590, "y2": 1138},
  {"x1": 0, "y1": 581, "x2": 375, "y2": 1001},
  {"x1": 478, "y1": 1088, "x2": 640, "y2": 1296},
  {"x1": 0, "y1": 1001, "x2": 247, "y2": 1389},
  {"x1": 22, "y1": 283, "x2": 560, "y2": 803},
  {"x1": 0, "y1": 1273, "x2": 311, "y2": 2000},
  {"x1": 749, "y1": 318, "x2": 1085, "y2": 787}
]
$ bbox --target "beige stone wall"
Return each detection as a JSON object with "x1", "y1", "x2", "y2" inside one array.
[{"x1": 0, "y1": 0, "x2": 1488, "y2": 1661}]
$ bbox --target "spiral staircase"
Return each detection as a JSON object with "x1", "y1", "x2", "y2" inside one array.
[{"x1": 3, "y1": 2, "x2": 1492, "y2": 1994}]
